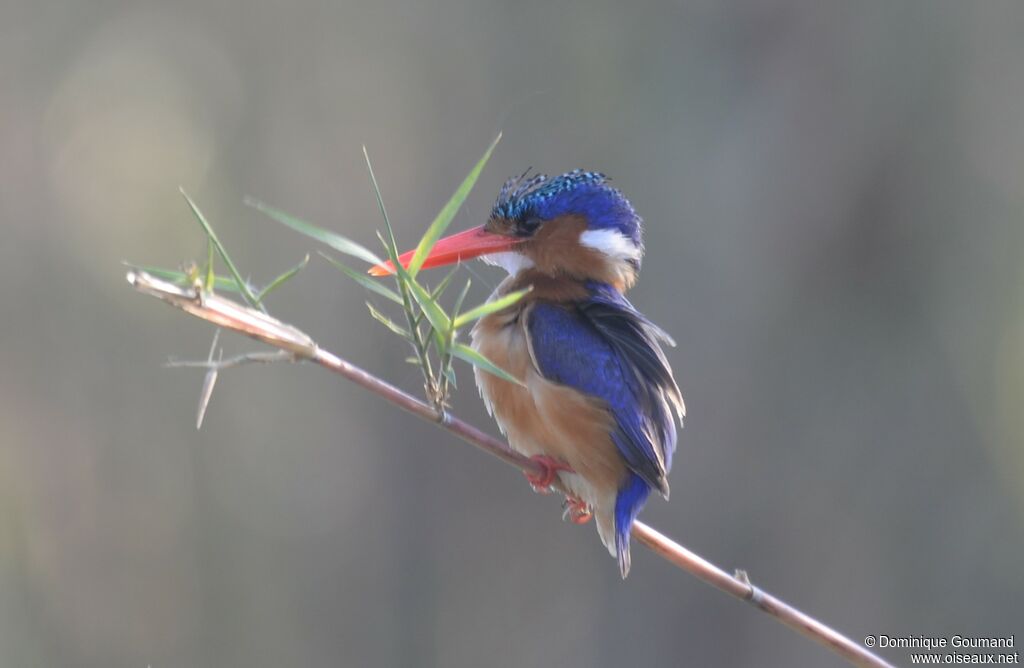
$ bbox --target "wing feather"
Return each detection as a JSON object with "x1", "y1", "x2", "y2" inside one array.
[{"x1": 525, "y1": 283, "x2": 683, "y2": 496}]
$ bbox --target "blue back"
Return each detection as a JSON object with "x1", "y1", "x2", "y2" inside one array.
[{"x1": 526, "y1": 283, "x2": 683, "y2": 573}]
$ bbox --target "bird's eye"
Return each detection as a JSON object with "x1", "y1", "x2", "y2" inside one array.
[{"x1": 516, "y1": 217, "x2": 541, "y2": 237}]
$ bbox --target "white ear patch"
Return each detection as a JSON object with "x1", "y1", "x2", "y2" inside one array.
[
  {"x1": 481, "y1": 251, "x2": 535, "y2": 275},
  {"x1": 579, "y1": 229, "x2": 642, "y2": 262}
]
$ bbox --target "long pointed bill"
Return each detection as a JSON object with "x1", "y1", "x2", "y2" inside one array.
[{"x1": 368, "y1": 225, "x2": 525, "y2": 276}]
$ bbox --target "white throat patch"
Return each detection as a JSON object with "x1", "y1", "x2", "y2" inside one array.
[{"x1": 481, "y1": 251, "x2": 535, "y2": 275}]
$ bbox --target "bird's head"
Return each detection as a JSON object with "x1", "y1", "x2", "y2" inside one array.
[{"x1": 371, "y1": 170, "x2": 644, "y2": 292}]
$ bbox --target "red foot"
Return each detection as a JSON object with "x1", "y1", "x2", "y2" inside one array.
[
  {"x1": 562, "y1": 496, "x2": 593, "y2": 524},
  {"x1": 524, "y1": 455, "x2": 574, "y2": 494}
]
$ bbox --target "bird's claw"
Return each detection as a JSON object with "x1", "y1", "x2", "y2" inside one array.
[
  {"x1": 562, "y1": 496, "x2": 593, "y2": 524},
  {"x1": 524, "y1": 455, "x2": 574, "y2": 494}
]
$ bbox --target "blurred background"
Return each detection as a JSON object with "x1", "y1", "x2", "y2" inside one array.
[{"x1": 1, "y1": 1, "x2": 1022, "y2": 666}]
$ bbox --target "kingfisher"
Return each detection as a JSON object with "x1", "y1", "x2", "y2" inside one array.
[{"x1": 371, "y1": 170, "x2": 684, "y2": 577}]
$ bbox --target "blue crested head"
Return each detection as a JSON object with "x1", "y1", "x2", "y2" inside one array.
[{"x1": 491, "y1": 169, "x2": 643, "y2": 251}]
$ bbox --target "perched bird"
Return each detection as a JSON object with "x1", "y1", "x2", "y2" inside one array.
[{"x1": 372, "y1": 170, "x2": 684, "y2": 577}]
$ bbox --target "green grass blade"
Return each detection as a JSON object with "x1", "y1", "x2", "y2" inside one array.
[
  {"x1": 375, "y1": 228, "x2": 434, "y2": 337},
  {"x1": 375, "y1": 230, "x2": 402, "y2": 267},
  {"x1": 256, "y1": 254, "x2": 309, "y2": 304},
  {"x1": 363, "y1": 147, "x2": 401, "y2": 259},
  {"x1": 406, "y1": 133, "x2": 501, "y2": 277},
  {"x1": 385, "y1": 233, "x2": 447, "y2": 349},
  {"x1": 451, "y1": 343, "x2": 524, "y2": 386},
  {"x1": 416, "y1": 265, "x2": 460, "y2": 329},
  {"x1": 444, "y1": 365, "x2": 458, "y2": 389},
  {"x1": 382, "y1": 230, "x2": 444, "y2": 326},
  {"x1": 137, "y1": 265, "x2": 253, "y2": 295},
  {"x1": 445, "y1": 278, "x2": 473, "y2": 350},
  {"x1": 375, "y1": 229, "x2": 416, "y2": 312},
  {"x1": 318, "y1": 252, "x2": 402, "y2": 304},
  {"x1": 434, "y1": 335, "x2": 447, "y2": 355},
  {"x1": 422, "y1": 322, "x2": 446, "y2": 353},
  {"x1": 400, "y1": 266, "x2": 451, "y2": 333},
  {"x1": 366, "y1": 303, "x2": 412, "y2": 340},
  {"x1": 450, "y1": 279, "x2": 472, "y2": 333},
  {"x1": 364, "y1": 147, "x2": 442, "y2": 391},
  {"x1": 205, "y1": 238, "x2": 215, "y2": 291},
  {"x1": 246, "y1": 198, "x2": 383, "y2": 266},
  {"x1": 401, "y1": 274, "x2": 450, "y2": 333},
  {"x1": 439, "y1": 278, "x2": 473, "y2": 388},
  {"x1": 179, "y1": 188, "x2": 262, "y2": 310},
  {"x1": 452, "y1": 287, "x2": 531, "y2": 330}
]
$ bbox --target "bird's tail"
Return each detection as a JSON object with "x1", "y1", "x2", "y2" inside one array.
[{"x1": 613, "y1": 472, "x2": 652, "y2": 578}]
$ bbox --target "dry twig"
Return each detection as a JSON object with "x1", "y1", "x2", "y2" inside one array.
[{"x1": 127, "y1": 268, "x2": 895, "y2": 668}]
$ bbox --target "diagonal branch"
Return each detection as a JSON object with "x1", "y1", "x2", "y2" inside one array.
[{"x1": 126, "y1": 269, "x2": 894, "y2": 668}]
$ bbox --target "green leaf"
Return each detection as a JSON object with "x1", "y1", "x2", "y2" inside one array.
[
  {"x1": 438, "y1": 279, "x2": 473, "y2": 389},
  {"x1": 388, "y1": 250, "x2": 451, "y2": 332},
  {"x1": 179, "y1": 188, "x2": 262, "y2": 310},
  {"x1": 375, "y1": 228, "x2": 432, "y2": 341},
  {"x1": 401, "y1": 267, "x2": 451, "y2": 334},
  {"x1": 363, "y1": 147, "x2": 401, "y2": 262},
  {"x1": 421, "y1": 322, "x2": 445, "y2": 353},
  {"x1": 319, "y1": 252, "x2": 402, "y2": 304},
  {"x1": 451, "y1": 279, "x2": 472, "y2": 323},
  {"x1": 406, "y1": 133, "x2": 501, "y2": 277},
  {"x1": 451, "y1": 343, "x2": 524, "y2": 386},
  {"x1": 416, "y1": 266, "x2": 461, "y2": 329},
  {"x1": 362, "y1": 147, "x2": 445, "y2": 393},
  {"x1": 447, "y1": 280, "x2": 472, "y2": 345},
  {"x1": 452, "y1": 287, "x2": 531, "y2": 330},
  {"x1": 137, "y1": 265, "x2": 253, "y2": 295},
  {"x1": 375, "y1": 230, "x2": 402, "y2": 269},
  {"x1": 256, "y1": 254, "x2": 309, "y2": 303},
  {"x1": 205, "y1": 238, "x2": 215, "y2": 291},
  {"x1": 366, "y1": 302, "x2": 412, "y2": 340},
  {"x1": 246, "y1": 198, "x2": 383, "y2": 266},
  {"x1": 380, "y1": 237, "x2": 446, "y2": 350}
]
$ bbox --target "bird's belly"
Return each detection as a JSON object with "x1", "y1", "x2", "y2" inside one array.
[{"x1": 470, "y1": 313, "x2": 627, "y2": 513}]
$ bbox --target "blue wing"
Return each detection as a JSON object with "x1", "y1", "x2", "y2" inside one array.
[{"x1": 526, "y1": 282, "x2": 684, "y2": 497}]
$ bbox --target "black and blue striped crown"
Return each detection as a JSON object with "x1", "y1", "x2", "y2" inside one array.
[{"x1": 490, "y1": 169, "x2": 643, "y2": 248}]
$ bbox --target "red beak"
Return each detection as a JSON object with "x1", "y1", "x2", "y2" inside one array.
[{"x1": 368, "y1": 225, "x2": 525, "y2": 276}]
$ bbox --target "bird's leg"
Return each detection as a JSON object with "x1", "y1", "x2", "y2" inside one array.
[
  {"x1": 524, "y1": 455, "x2": 574, "y2": 494},
  {"x1": 562, "y1": 496, "x2": 593, "y2": 524}
]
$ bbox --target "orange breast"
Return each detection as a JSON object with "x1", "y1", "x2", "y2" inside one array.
[{"x1": 470, "y1": 299, "x2": 628, "y2": 507}]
